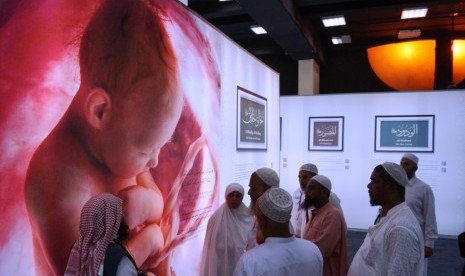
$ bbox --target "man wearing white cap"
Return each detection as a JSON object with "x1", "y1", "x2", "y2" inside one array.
[
  {"x1": 234, "y1": 188, "x2": 323, "y2": 276},
  {"x1": 400, "y1": 153, "x2": 438, "y2": 258},
  {"x1": 302, "y1": 175, "x2": 348, "y2": 276},
  {"x1": 400, "y1": 153, "x2": 438, "y2": 265},
  {"x1": 291, "y1": 163, "x2": 345, "y2": 237},
  {"x1": 245, "y1": 167, "x2": 280, "y2": 250},
  {"x1": 348, "y1": 162, "x2": 425, "y2": 276}
]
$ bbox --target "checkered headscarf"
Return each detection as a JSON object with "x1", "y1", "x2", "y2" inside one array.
[{"x1": 65, "y1": 193, "x2": 122, "y2": 275}]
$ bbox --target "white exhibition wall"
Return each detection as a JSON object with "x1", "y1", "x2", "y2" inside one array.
[
  {"x1": 169, "y1": 4, "x2": 280, "y2": 275},
  {"x1": 217, "y1": 37, "x2": 281, "y2": 205},
  {"x1": 280, "y1": 91, "x2": 465, "y2": 236},
  {"x1": 166, "y1": 5, "x2": 281, "y2": 275}
]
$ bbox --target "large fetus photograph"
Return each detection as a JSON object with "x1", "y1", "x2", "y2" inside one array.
[{"x1": 0, "y1": 0, "x2": 220, "y2": 275}]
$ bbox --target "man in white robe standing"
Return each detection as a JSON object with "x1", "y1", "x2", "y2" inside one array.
[
  {"x1": 400, "y1": 153, "x2": 438, "y2": 275},
  {"x1": 234, "y1": 187, "x2": 323, "y2": 276},
  {"x1": 348, "y1": 162, "x2": 424, "y2": 276}
]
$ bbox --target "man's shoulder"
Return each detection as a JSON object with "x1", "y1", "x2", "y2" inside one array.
[
  {"x1": 410, "y1": 177, "x2": 435, "y2": 196},
  {"x1": 413, "y1": 177, "x2": 432, "y2": 188},
  {"x1": 294, "y1": 236, "x2": 320, "y2": 248},
  {"x1": 239, "y1": 243, "x2": 263, "y2": 263},
  {"x1": 289, "y1": 238, "x2": 323, "y2": 264},
  {"x1": 389, "y1": 204, "x2": 422, "y2": 230},
  {"x1": 322, "y1": 202, "x2": 343, "y2": 216}
]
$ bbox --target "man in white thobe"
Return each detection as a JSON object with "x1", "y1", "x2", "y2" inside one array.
[
  {"x1": 234, "y1": 188, "x2": 323, "y2": 276},
  {"x1": 400, "y1": 153, "x2": 438, "y2": 270},
  {"x1": 348, "y1": 162, "x2": 424, "y2": 276}
]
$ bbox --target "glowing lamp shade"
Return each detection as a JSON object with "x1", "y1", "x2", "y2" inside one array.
[
  {"x1": 452, "y1": 40, "x2": 465, "y2": 85},
  {"x1": 368, "y1": 40, "x2": 435, "y2": 91}
]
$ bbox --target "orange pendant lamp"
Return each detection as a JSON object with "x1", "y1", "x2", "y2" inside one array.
[{"x1": 368, "y1": 40, "x2": 465, "y2": 91}]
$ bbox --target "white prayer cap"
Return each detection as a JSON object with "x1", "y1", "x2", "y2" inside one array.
[
  {"x1": 255, "y1": 167, "x2": 279, "y2": 187},
  {"x1": 257, "y1": 187, "x2": 292, "y2": 223},
  {"x1": 402, "y1": 153, "x2": 419, "y2": 164},
  {"x1": 381, "y1": 162, "x2": 409, "y2": 187},
  {"x1": 311, "y1": 175, "x2": 332, "y2": 191},
  {"x1": 225, "y1": 183, "x2": 244, "y2": 197},
  {"x1": 299, "y1": 163, "x2": 318, "y2": 174}
]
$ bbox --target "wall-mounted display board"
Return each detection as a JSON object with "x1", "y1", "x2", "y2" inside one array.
[
  {"x1": 375, "y1": 115, "x2": 434, "y2": 152},
  {"x1": 308, "y1": 116, "x2": 344, "y2": 151}
]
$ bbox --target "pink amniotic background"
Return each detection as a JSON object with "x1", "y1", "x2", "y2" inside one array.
[{"x1": 0, "y1": 0, "x2": 220, "y2": 274}]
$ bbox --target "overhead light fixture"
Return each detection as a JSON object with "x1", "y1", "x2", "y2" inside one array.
[
  {"x1": 331, "y1": 35, "x2": 351, "y2": 45},
  {"x1": 322, "y1": 15, "x2": 346, "y2": 27},
  {"x1": 250, "y1": 25, "x2": 267, "y2": 35},
  {"x1": 218, "y1": 0, "x2": 233, "y2": 2},
  {"x1": 401, "y1": 7, "x2": 428, "y2": 19},
  {"x1": 398, "y1": 29, "x2": 421, "y2": 39}
]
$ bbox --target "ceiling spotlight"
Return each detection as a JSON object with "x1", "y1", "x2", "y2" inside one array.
[
  {"x1": 398, "y1": 29, "x2": 421, "y2": 39},
  {"x1": 401, "y1": 7, "x2": 428, "y2": 19},
  {"x1": 250, "y1": 25, "x2": 267, "y2": 35},
  {"x1": 322, "y1": 15, "x2": 346, "y2": 27},
  {"x1": 331, "y1": 35, "x2": 351, "y2": 45}
]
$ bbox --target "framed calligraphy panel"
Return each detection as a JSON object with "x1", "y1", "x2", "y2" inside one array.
[
  {"x1": 236, "y1": 86, "x2": 267, "y2": 150},
  {"x1": 308, "y1": 116, "x2": 344, "y2": 151},
  {"x1": 375, "y1": 115, "x2": 435, "y2": 152}
]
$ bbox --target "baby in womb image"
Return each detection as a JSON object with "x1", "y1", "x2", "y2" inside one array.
[{"x1": 24, "y1": 0, "x2": 211, "y2": 275}]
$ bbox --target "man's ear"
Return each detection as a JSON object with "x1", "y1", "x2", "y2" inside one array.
[
  {"x1": 257, "y1": 212, "x2": 268, "y2": 229},
  {"x1": 85, "y1": 88, "x2": 111, "y2": 129},
  {"x1": 386, "y1": 180, "x2": 398, "y2": 192}
]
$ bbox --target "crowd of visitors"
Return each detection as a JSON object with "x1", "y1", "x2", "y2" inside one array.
[{"x1": 68, "y1": 153, "x2": 437, "y2": 276}]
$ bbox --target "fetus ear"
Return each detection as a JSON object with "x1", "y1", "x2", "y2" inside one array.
[{"x1": 85, "y1": 88, "x2": 112, "y2": 129}]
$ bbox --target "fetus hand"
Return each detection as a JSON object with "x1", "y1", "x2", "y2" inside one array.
[{"x1": 119, "y1": 172, "x2": 164, "y2": 229}]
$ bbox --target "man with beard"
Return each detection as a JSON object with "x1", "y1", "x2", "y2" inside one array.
[
  {"x1": 245, "y1": 167, "x2": 280, "y2": 250},
  {"x1": 348, "y1": 162, "x2": 424, "y2": 276},
  {"x1": 400, "y1": 153, "x2": 438, "y2": 274},
  {"x1": 302, "y1": 175, "x2": 348, "y2": 276},
  {"x1": 291, "y1": 163, "x2": 345, "y2": 237},
  {"x1": 233, "y1": 188, "x2": 323, "y2": 276}
]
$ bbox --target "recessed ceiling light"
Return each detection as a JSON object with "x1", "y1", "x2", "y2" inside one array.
[
  {"x1": 250, "y1": 25, "x2": 267, "y2": 35},
  {"x1": 398, "y1": 29, "x2": 421, "y2": 39},
  {"x1": 322, "y1": 15, "x2": 346, "y2": 27},
  {"x1": 401, "y1": 7, "x2": 428, "y2": 19},
  {"x1": 218, "y1": 0, "x2": 233, "y2": 2},
  {"x1": 331, "y1": 35, "x2": 351, "y2": 45}
]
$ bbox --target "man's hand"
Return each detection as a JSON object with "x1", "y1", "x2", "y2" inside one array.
[{"x1": 425, "y1": 246, "x2": 434, "y2": 258}]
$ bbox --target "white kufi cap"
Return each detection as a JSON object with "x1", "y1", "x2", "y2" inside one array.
[
  {"x1": 402, "y1": 153, "x2": 419, "y2": 164},
  {"x1": 381, "y1": 162, "x2": 409, "y2": 187},
  {"x1": 257, "y1": 187, "x2": 292, "y2": 223},
  {"x1": 255, "y1": 167, "x2": 279, "y2": 187},
  {"x1": 299, "y1": 163, "x2": 318, "y2": 174},
  {"x1": 312, "y1": 175, "x2": 332, "y2": 191}
]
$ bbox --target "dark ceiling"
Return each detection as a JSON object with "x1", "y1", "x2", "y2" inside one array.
[{"x1": 188, "y1": 0, "x2": 465, "y2": 64}]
